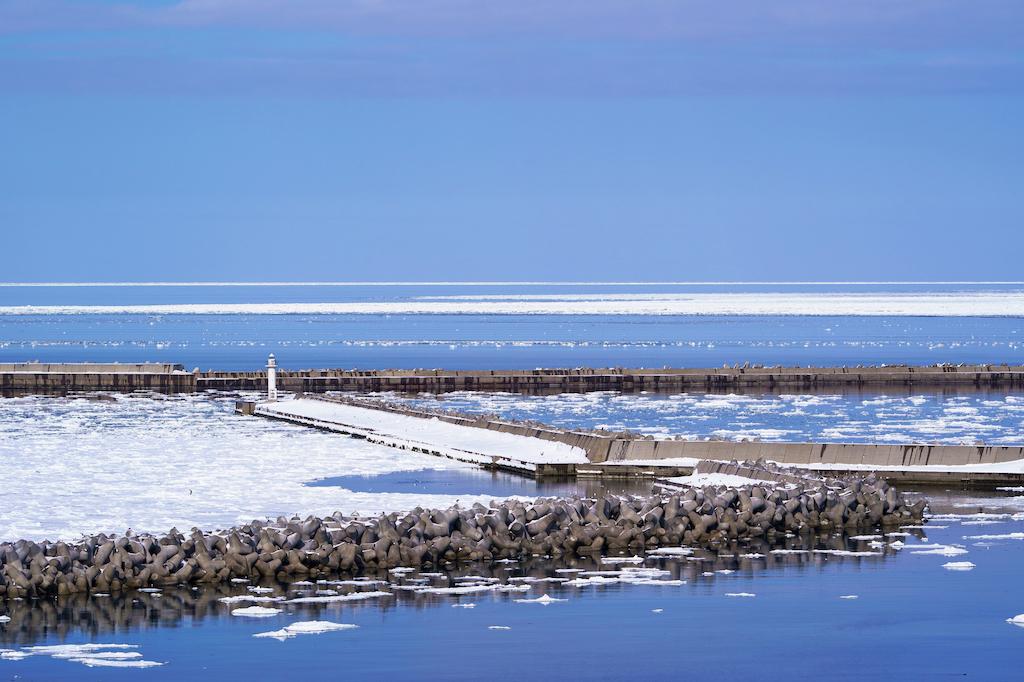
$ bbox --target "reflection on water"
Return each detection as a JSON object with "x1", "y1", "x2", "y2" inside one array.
[
  {"x1": 308, "y1": 468, "x2": 657, "y2": 498},
  {"x1": 0, "y1": 529, "x2": 917, "y2": 649}
]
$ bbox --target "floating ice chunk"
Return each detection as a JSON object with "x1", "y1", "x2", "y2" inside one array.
[
  {"x1": 601, "y1": 557, "x2": 645, "y2": 564},
  {"x1": 248, "y1": 586, "x2": 277, "y2": 594},
  {"x1": 137, "y1": 588, "x2": 162, "y2": 593},
  {"x1": 702, "y1": 572, "x2": 715, "y2": 577},
  {"x1": 231, "y1": 606, "x2": 283, "y2": 617},
  {"x1": 1, "y1": 651, "x2": 31, "y2": 660},
  {"x1": 285, "y1": 590, "x2": 392, "y2": 604},
  {"x1": 488, "y1": 626, "x2": 511, "y2": 630},
  {"x1": 965, "y1": 533, "x2": 1024, "y2": 540},
  {"x1": 254, "y1": 621, "x2": 358, "y2": 641},
  {"x1": 230, "y1": 578, "x2": 251, "y2": 583},
  {"x1": 813, "y1": 549, "x2": 882, "y2": 557},
  {"x1": 219, "y1": 595, "x2": 284, "y2": 604},
  {"x1": 716, "y1": 570, "x2": 735, "y2": 574},
  {"x1": 12, "y1": 644, "x2": 165, "y2": 669},
  {"x1": 452, "y1": 603, "x2": 476, "y2": 608},
  {"x1": 0, "y1": 616, "x2": 10, "y2": 623},
  {"x1": 652, "y1": 609, "x2": 663, "y2": 613},
  {"x1": 770, "y1": 549, "x2": 808, "y2": 555},
  {"x1": 839, "y1": 595, "x2": 858, "y2": 599},
  {"x1": 910, "y1": 545, "x2": 969, "y2": 556},
  {"x1": 943, "y1": 562, "x2": 976, "y2": 571},
  {"x1": 515, "y1": 594, "x2": 567, "y2": 605},
  {"x1": 389, "y1": 567, "x2": 415, "y2": 574},
  {"x1": 725, "y1": 593, "x2": 755, "y2": 597},
  {"x1": 849, "y1": 535, "x2": 883, "y2": 541},
  {"x1": 290, "y1": 581, "x2": 315, "y2": 587},
  {"x1": 647, "y1": 547, "x2": 695, "y2": 556},
  {"x1": 739, "y1": 553, "x2": 765, "y2": 559},
  {"x1": 1007, "y1": 615, "x2": 1024, "y2": 627},
  {"x1": 67, "y1": 657, "x2": 164, "y2": 668}
]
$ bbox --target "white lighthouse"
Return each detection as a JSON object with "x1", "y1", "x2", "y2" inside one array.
[{"x1": 266, "y1": 354, "x2": 278, "y2": 401}]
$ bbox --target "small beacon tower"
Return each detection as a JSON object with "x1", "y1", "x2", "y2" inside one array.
[{"x1": 266, "y1": 353, "x2": 278, "y2": 401}]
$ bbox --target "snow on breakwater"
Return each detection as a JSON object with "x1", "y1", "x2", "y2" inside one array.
[{"x1": 255, "y1": 397, "x2": 589, "y2": 469}]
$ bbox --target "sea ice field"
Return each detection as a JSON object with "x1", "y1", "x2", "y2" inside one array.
[{"x1": 3, "y1": 391, "x2": 1024, "y2": 544}]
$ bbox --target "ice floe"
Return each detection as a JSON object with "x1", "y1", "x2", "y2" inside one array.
[
  {"x1": 909, "y1": 545, "x2": 969, "y2": 556},
  {"x1": 0, "y1": 644, "x2": 163, "y2": 668},
  {"x1": 284, "y1": 590, "x2": 392, "y2": 604},
  {"x1": 253, "y1": 621, "x2": 358, "y2": 641},
  {"x1": 725, "y1": 593, "x2": 755, "y2": 597},
  {"x1": 515, "y1": 595, "x2": 567, "y2": 605},
  {"x1": 231, "y1": 606, "x2": 283, "y2": 617},
  {"x1": 943, "y1": 562, "x2": 976, "y2": 571}
]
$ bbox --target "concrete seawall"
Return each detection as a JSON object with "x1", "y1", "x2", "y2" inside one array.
[
  {"x1": 0, "y1": 363, "x2": 194, "y2": 394},
  {"x1": 202, "y1": 363, "x2": 1024, "y2": 394},
  {"x1": 5, "y1": 362, "x2": 1024, "y2": 395},
  {"x1": 246, "y1": 395, "x2": 1024, "y2": 486}
]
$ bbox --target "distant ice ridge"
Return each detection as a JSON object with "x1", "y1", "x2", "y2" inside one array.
[
  {"x1": 0, "y1": 395, "x2": 501, "y2": 543},
  {"x1": 5, "y1": 291, "x2": 1024, "y2": 316}
]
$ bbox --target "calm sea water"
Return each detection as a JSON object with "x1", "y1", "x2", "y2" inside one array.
[{"x1": 3, "y1": 505, "x2": 1024, "y2": 681}]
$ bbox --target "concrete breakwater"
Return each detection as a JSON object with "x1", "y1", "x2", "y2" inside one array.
[
  {"x1": 0, "y1": 471, "x2": 924, "y2": 599},
  {"x1": 253, "y1": 395, "x2": 1024, "y2": 485},
  {"x1": 203, "y1": 363, "x2": 1024, "y2": 395},
  {"x1": 5, "y1": 362, "x2": 1024, "y2": 395},
  {"x1": 0, "y1": 362, "x2": 193, "y2": 394}
]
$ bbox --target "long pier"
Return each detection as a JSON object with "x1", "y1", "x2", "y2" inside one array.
[
  {"x1": 244, "y1": 394, "x2": 1024, "y2": 487},
  {"x1": 5, "y1": 362, "x2": 1024, "y2": 396},
  {"x1": 200, "y1": 364, "x2": 1024, "y2": 394}
]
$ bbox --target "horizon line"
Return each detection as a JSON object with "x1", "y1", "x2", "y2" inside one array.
[{"x1": 2, "y1": 281, "x2": 1024, "y2": 287}]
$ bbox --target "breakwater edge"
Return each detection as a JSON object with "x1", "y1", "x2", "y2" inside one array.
[{"x1": 0, "y1": 466, "x2": 924, "y2": 600}]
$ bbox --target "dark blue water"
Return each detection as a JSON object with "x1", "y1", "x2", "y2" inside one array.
[
  {"x1": 3, "y1": 510, "x2": 1023, "y2": 680},
  {"x1": 309, "y1": 468, "x2": 654, "y2": 498}
]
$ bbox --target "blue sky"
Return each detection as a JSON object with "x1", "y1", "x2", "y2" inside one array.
[{"x1": 1, "y1": 0, "x2": 1021, "y2": 282}]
